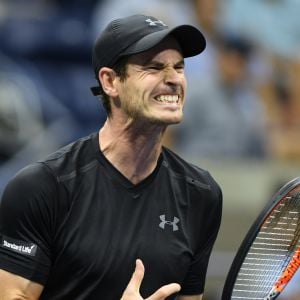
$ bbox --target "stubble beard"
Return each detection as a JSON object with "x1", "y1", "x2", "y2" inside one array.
[{"x1": 122, "y1": 93, "x2": 184, "y2": 127}]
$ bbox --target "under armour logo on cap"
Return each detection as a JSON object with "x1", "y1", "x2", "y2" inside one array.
[
  {"x1": 159, "y1": 215, "x2": 180, "y2": 231},
  {"x1": 145, "y1": 18, "x2": 167, "y2": 27}
]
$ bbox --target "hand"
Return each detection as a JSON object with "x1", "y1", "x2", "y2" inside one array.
[{"x1": 121, "y1": 259, "x2": 181, "y2": 300}]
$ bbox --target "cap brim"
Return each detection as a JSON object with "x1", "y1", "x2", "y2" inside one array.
[{"x1": 121, "y1": 25, "x2": 206, "y2": 58}]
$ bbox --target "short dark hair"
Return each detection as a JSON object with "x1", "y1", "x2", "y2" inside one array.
[{"x1": 96, "y1": 56, "x2": 130, "y2": 116}]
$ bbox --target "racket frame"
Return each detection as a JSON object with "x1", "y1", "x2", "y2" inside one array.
[{"x1": 221, "y1": 176, "x2": 300, "y2": 300}]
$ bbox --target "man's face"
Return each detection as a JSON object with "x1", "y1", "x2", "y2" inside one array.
[{"x1": 115, "y1": 36, "x2": 187, "y2": 125}]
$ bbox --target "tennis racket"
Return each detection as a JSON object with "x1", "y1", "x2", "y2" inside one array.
[{"x1": 222, "y1": 176, "x2": 300, "y2": 300}]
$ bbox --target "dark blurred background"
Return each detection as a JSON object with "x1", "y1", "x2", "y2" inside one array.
[{"x1": 0, "y1": 0, "x2": 300, "y2": 299}]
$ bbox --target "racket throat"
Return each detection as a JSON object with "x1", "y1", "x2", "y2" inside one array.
[{"x1": 263, "y1": 288, "x2": 280, "y2": 300}]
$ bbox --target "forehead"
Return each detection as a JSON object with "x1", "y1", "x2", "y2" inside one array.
[{"x1": 128, "y1": 36, "x2": 183, "y2": 65}]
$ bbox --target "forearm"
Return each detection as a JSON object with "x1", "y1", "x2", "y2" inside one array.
[{"x1": 0, "y1": 269, "x2": 43, "y2": 300}]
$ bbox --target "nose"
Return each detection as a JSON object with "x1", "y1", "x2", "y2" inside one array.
[{"x1": 163, "y1": 67, "x2": 182, "y2": 85}]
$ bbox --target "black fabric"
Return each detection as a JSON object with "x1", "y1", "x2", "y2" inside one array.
[{"x1": 0, "y1": 132, "x2": 222, "y2": 299}]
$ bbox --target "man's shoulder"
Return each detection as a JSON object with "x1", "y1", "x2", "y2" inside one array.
[
  {"x1": 1, "y1": 133, "x2": 98, "y2": 212},
  {"x1": 43, "y1": 133, "x2": 96, "y2": 163},
  {"x1": 4, "y1": 133, "x2": 98, "y2": 196},
  {"x1": 162, "y1": 147, "x2": 217, "y2": 189},
  {"x1": 162, "y1": 148, "x2": 222, "y2": 212},
  {"x1": 38, "y1": 132, "x2": 98, "y2": 177}
]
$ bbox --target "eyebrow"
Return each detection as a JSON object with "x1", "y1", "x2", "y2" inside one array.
[{"x1": 143, "y1": 59, "x2": 185, "y2": 67}]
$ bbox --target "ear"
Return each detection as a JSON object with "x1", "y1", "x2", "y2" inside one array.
[{"x1": 98, "y1": 67, "x2": 119, "y2": 98}]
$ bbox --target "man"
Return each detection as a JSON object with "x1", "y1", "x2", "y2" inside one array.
[{"x1": 0, "y1": 15, "x2": 222, "y2": 299}]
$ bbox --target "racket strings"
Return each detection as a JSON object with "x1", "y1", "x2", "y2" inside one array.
[
  {"x1": 275, "y1": 247, "x2": 300, "y2": 291},
  {"x1": 231, "y1": 190, "x2": 300, "y2": 300},
  {"x1": 259, "y1": 192, "x2": 300, "y2": 299},
  {"x1": 262, "y1": 193, "x2": 300, "y2": 298}
]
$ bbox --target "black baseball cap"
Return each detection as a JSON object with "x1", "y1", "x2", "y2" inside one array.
[{"x1": 91, "y1": 14, "x2": 206, "y2": 96}]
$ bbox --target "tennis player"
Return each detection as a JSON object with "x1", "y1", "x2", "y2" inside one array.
[{"x1": 0, "y1": 14, "x2": 222, "y2": 299}]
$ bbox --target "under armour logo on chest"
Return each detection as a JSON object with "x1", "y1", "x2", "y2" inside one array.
[
  {"x1": 159, "y1": 215, "x2": 180, "y2": 231},
  {"x1": 145, "y1": 18, "x2": 167, "y2": 27}
]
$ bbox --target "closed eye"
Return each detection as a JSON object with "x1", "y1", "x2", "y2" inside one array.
[
  {"x1": 145, "y1": 63, "x2": 164, "y2": 71},
  {"x1": 145, "y1": 64, "x2": 185, "y2": 73},
  {"x1": 174, "y1": 61, "x2": 185, "y2": 72}
]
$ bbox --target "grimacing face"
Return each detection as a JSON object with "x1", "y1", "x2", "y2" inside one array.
[{"x1": 114, "y1": 36, "x2": 187, "y2": 126}]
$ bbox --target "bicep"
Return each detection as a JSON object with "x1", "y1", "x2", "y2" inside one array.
[
  {"x1": 177, "y1": 294, "x2": 203, "y2": 300},
  {"x1": 0, "y1": 269, "x2": 44, "y2": 299}
]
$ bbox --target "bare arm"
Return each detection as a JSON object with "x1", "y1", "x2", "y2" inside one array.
[{"x1": 0, "y1": 269, "x2": 44, "y2": 300}]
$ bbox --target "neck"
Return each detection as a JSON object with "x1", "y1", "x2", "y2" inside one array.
[{"x1": 99, "y1": 118, "x2": 166, "y2": 184}]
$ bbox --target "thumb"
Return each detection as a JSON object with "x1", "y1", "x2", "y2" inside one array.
[
  {"x1": 128, "y1": 259, "x2": 145, "y2": 292},
  {"x1": 147, "y1": 283, "x2": 181, "y2": 300}
]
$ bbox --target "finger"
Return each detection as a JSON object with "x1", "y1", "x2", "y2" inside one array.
[
  {"x1": 147, "y1": 283, "x2": 181, "y2": 300},
  {"x1": 127, "y1": 259, "x2": 145, "y2": 292}
]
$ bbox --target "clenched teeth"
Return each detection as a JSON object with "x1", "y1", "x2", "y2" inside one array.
[{"x1": 155, "y1": 95, "x2": 179, "y2": 103}]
